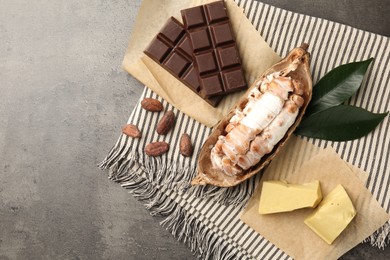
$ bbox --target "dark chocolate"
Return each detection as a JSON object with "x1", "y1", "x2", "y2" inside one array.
[
  {"x1": 144, "y1": 17, "x2": 222, "y2": 107},
  {"x1": 181, "y1": 1, "x2": 247, "y2": 97}
]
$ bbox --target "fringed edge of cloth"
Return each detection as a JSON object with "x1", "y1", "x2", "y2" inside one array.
[
  {"x1": 98, "y1": 149, "x2": 259, "y2": 207},
  {"x1": 364, "y1": 220, "x2": 390, "y2": 249},
  {"x1": 101, "y1": 162, "x2": 255, "y2": 260},
  {"x1": 98, "y1": 148, "x2": 197, "y2": 191}
]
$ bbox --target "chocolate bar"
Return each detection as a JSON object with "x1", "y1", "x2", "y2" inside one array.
[
  {"x1": 181, "y1": 0, "x2": 247, "y2": 97},
  {"x1": 144, "y1": 17, "x2": 222, "y2": 107}
]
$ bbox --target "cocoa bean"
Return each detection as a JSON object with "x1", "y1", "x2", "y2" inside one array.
[
  {"x1": 179, "y1": 133, "x2": 193, "y2": 157},
  {"x1": 156, "y1": 110, "x2": 175, "y2": 135},
  {"x1": 122, "y1": 124, "x2": 141, "y2": 138},
  {"x1": 145, "y1": 142, "x2": 170, "y2": 156},
  {"x1": 141, "y1": 98, "x2": 163, "y2": 112}
]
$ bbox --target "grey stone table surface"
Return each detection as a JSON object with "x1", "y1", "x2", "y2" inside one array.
[{"x1": 0, "y1": 0, "x2": 389, "y2": 259}]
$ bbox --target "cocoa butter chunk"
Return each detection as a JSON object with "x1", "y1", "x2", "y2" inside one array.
[
  {"x1": 145, "y1": 142, "x2": 170, "y2": 156},
  {"x1": 258, "y1": 180, "x2": 322, "y2": 214},
  {"x1": 304, "y1": 184, "x2": 357, "y2": 245},
  {"x1": 156, "y1": 110, "x2": 176, "y2": 135}
]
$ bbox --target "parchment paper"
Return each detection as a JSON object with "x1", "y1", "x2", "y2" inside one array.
[
  {"x1": 122, "y1": 0, "x2": 280, "y2": 127},
  {"x1": 240, "y1": 137, "x2": 389, "y2": 260}
]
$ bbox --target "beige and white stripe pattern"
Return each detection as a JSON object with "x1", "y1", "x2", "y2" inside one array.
[{"x1": 100, "y1": 0, "x2": 389, "y2": 258}]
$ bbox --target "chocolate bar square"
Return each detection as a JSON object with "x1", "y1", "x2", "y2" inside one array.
[
  {"x1": 144, "y1": 17, "x2": 222, "y2": 107},
  {"x1": 181, "y1": 0, "x2": 247, "y2": 97}
]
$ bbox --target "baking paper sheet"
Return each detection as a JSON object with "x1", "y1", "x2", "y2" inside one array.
[
  {"x1": 122, "y1": 0, "x2": 280, "y2": 127},
  {"x1": 240, "y1": 137, "x2": 389, "y2": 260}
]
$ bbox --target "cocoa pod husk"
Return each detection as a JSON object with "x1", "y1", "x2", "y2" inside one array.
[{"x1": 194, "y1": 44, "x2": 313, "y2": 187}]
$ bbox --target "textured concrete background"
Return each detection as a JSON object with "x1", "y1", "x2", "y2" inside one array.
[{"x1": 0, "y1": 0, "x2": 388, "y2": 259}]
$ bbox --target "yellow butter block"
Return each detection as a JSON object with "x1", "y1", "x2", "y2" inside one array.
[
  {"x1": 258, "y1": 180, "x2": 322, "y2": 214},
  {"x1": 304, "y1": 184, "x2": 357, "y2": 245}
]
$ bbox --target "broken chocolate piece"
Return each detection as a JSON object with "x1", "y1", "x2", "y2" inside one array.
[
  {"x1": 144, "y1": 17, "x2": 222, "y2": 107},
  {"x1": 181, "y1": 0, "x2": 247, "y2": 97}
]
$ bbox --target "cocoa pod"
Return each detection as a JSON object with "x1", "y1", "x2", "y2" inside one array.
[
  {"x1": 180, "y1": 133, "x2": 193, "y2": 157},
  {"x1": 195, "y1": 44, "x2": 313, "y2": 187},
  {"x1": 145, "y1": 142, "x2": 169, "y2": 156},
  {"x1": 141, "y1": 98, "x2": 164, "y2": 112},
  {"x1": 122, "y1": 124, "x2": 141, "y2": 138},
  {"x1": 156, "y1": 110, "x2": 175, "y2": 135}
]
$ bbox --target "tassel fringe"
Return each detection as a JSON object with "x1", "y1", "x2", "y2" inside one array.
[
  {"x1": 160, "y1": 205, "x2": 244, "y2": 259},
  {"x1": 188, "y1": 173, "x2": 261, "y2": 207},
  {"x1": 140, "y1": 155, "x2": 197, "y2": 190},
  {"x1": 363, "y1": 221, "x2": 390, "y2": 249},
  {"x1": 99, "y1": 148, "x2": 198, "y2": 191},
  {"x1": 99, "y1": 149, "x2": 257, "y2": 207},
  {"x1": 101, "y1": 161, "x2": 247, "y2": 259}
]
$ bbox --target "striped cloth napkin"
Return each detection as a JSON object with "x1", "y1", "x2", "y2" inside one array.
[{"x1": 99, "y1": 0, "x2": 390, "y2": 258}]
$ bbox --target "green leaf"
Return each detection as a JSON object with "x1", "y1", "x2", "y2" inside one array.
[
  {"x1": 296, "y1": 105, "x2": 388, "y2": 141},
  {"x1": 307, "y1": 58, "x2": 374, "y2": 115}
]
